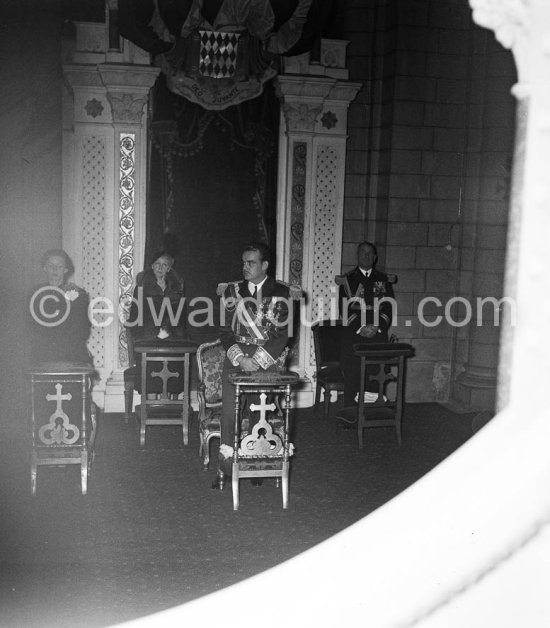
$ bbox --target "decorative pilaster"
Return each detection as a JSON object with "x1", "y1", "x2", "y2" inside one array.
[
  {"x1": 63, "y1": 22, "x2": 159, "y2": 409},
  {"x1": 274, "y1": 41, "x2": 361, "y2": 406}
]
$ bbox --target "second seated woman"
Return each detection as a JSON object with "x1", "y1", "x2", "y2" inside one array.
[{"x1": 126, "y1": 251, "x2": 186, "y2": 341}]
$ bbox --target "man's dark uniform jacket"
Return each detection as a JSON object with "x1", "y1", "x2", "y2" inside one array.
[
  {"x1": 218, "y1": 275, "x2": 296, "y2": 447},
  {"x1": 219, "y1": 275, "x2": 292, "y2": 370},
  {"x1": 338, "y1": 267, "x2": 395, "y2": 404}
]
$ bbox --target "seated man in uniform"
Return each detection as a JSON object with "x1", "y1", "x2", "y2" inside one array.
[
  {"x1": 339, "y1": 241, "x2": 395, "y2": 413},
  {"x1": 213, "y1": 242, "x2": 293, "y2": 489}
]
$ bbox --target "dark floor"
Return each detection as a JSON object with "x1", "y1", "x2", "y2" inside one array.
[{"x1": 0, "y1": 402, "x2": 474, "y2": 628}]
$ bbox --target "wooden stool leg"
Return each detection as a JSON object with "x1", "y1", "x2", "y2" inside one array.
[
  {"x1": 124, "y1": 388, "x2": 133, "y2": 423},
  {"x1": 232, "y1": 385, "x2": 241, "y2": 509},
  {"x1": 140, "y1": 416, "x2": 146, "y2": 448},
  {"x1": 81, "y1": 451, "x2": 88, "y2": 495},
  {"x1": 138, "y1": 397, "x2": 147, "y2": 447},
  {"x1": 232, "y1": 462, "x2": 239, "y2": 511},
  {"x1": 182, "y1": 408, "x2": 189, "y2": 446},
  {"x1": 282, "y1": 460, "x2": 289, "y2": 509},
  {"x1": 314, "y1": 383, "x2": 320, "y2": 410},
  {"x1": 323, "y1": 389, "x2": 330, "y2": 419},
  {"x1": 31, "y1": 452, "x2": 37, "y2": 496},
  {"x1": 396, "y1": 355, "x2": 405, "y2": 445},
  {"x1": 182, "y1": 355, "x2": 190, "y2": 445}
]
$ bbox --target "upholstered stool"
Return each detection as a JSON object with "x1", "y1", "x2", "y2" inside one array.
[
  {"x1": 28, "y1": 362, "x2": 97, "y2": 495},
  {"x1": 227, "y1": 370, "x2": 300, "y2": 510}
]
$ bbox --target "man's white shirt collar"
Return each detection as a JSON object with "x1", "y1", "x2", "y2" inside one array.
[
  {"x1": 248, "y1": 276, "x2": 268, "y2": 295},
  {"x1": 359, "y1": 268, "x2": 372, "y2": 278}
]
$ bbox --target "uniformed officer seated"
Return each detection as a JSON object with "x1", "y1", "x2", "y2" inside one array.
[{"x1": 338, "y1": 241, "x2": 395, "y2": 414}]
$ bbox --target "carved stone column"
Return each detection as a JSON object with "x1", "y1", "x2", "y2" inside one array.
[
  {"x1": 274, "y1": 41, "x2": 361, "y2": 406},
  {"x1": 62, "y1": 21, "x2": 159, "y2": 409}
]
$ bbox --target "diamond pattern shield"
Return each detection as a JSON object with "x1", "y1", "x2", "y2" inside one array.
[{"x1": 199, "y1": 30, "x2": 240, "y2": 78}]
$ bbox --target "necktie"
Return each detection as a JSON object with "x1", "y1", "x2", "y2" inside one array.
[{"x1": 252, "y1": 285, "x2": 257, "y2": 299}]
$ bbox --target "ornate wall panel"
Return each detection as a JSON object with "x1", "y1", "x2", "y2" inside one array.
[
  {"x1": 117, "y1": 132, "x2": 136, "y2": 368},
  {"x1": 311, "y1": 145, "x2": 338, "y2": 310},
  {"x1": 289, "y1": 141, "x2": 306, "y2": 287},
  {"x1": 81, "y1": 135, "x2": 106, "y2": 368}
]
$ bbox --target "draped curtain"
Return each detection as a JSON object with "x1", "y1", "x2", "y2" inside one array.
[{"x1": 146, "y1": 75, "x2": 279, "y2": 337}]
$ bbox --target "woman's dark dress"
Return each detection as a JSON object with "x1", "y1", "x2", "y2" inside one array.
[{"x1": 28, "y1": 282, "x2": 91, "y2": 365}]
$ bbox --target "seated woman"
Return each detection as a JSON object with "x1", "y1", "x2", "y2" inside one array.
[
  {"x1": 28, "y1": 249, "x2": 92, "y2": 365},
  {"x1": 126, "y1": 251, "x2": 186, "y2": 341},
  {"x1": 123, "y1": 252, "x2": 186, "y2": 413}
]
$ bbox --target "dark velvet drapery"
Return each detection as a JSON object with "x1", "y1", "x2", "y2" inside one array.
[{"x1": 146, "y1": 75, "x2": 279, "y2": 333}]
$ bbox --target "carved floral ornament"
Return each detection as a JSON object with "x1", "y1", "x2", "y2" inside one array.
[
  {"x1": 106, "y1": 92, "x2": 148, "y2": 124},
  {"x1": 85, "y1": 98, "x2": 104, "y2": 119},
  {"x1": 283, "y1": 103, "x2": 322, "y2": 132},
  {"x1": 321, "y1": 111, "x2": 338, "y2": 130}
]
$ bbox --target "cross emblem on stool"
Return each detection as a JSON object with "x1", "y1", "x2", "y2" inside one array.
[
  {"x1": 227, "y1": 370, "x2": 300, "y2": 509},
  {"x1": 151, "y1": 362, "x2": 180, "y2": 391},
  {"x1": 39, "y1": 382, "x2": 79, "y2": 445},
  {"x1": 240, "y1": 393, "x2": 282, "y2": 456},
  {"x1": 249, "y1": 393, "x2": 276, "y2": 420}
]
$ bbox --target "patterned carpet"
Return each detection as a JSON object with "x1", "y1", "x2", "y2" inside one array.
[{"x1": 0, "y1": 403, "x2": 474, "y2": 628}]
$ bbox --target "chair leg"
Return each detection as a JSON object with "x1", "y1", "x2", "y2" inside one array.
[{"x1": 203, "y1": 433, "x2": 220, "y2": 471}]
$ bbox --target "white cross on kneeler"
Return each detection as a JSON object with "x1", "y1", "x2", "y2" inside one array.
[
  {"x1": 46, "y1": 383, "x2": 72, "y2": 422},
  {"x1": 40, "y1": 383, "x2": 79, "y2": 445},
  {"x1": 152, "y1": 362, "x2": 180, "y2": 395},
  {"x1": 241, "y1": 392, "x2": 282, "y2": 456},
  {"x1": 249, "y1": 393, "x2": 276, "y2": 422}
]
